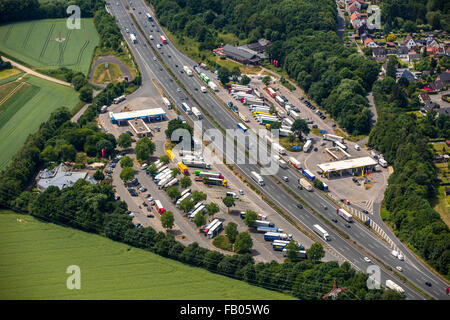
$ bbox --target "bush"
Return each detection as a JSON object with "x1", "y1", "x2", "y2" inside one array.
[{"x1": 212, "y1": 235, "x2": 233, "y2": 251}]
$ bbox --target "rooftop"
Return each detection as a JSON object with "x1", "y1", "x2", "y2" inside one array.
[
  {"x1": 110, "y1": 107, "x2": 166, "y2": 122},
  {"x1": 37, "y1": 163, "x2": 89, "y2": 191},
  {"x1": 317, "y1": 157, "x2": 378, "y2": 172}
]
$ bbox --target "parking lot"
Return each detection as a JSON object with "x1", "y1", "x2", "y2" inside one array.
[{"x1": 97, "y1": 85, "x2": 341, "y2": 263}]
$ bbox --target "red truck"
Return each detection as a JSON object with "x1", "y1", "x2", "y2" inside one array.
[
  {"x1": 160, "y1": 35, "x2": 167, "y2": 44},
  {"x1": 154, "y1": 200, "x2": 166, "y2": 214}
]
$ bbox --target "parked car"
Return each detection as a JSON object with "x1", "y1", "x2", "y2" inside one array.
[
  {"x1": 147, "y1": 214, "x2": 154, "y2": 218},
  {"x1": 425, "y1": 281, "x2": 432, "y2": 287}
]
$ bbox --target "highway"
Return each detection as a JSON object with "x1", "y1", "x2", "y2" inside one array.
[{"x1": 108, "y1": 0, "x2": 449, "y2": 299}]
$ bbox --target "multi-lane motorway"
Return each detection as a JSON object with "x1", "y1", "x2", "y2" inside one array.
[{"x1": 108, "y1": 0, "x2": 449, "y2": 299}]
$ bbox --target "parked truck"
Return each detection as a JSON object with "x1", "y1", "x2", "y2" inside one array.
[
  {"x1": 379, "y1": 158, "x2": 388, "y2": 168},
  {"x1": 290, "y1": 110, "x2": 301, "y2": 120},
  {"x1": 282, "y1": 248, "x2": 307, "y2": 258},
  {"x1": 154, "y1": 200, "x2": 166, "y2": 214},
  {"x1": 266, "y1": 87, "x2": 276, "y2": 98},
  {"x1": 272, "y1": 143, "x2": 287, "y2": 155},
  {"x1": 254, "y1": 220, "x2": 274, "y2": 228},
  {"x1": 240, "y1": 212, "x2": 267, "y2": 221},
  {"x1": 323, "y1": 133, "x2": 344, "y2": 143},
  {"x1": 303, "y1": 140, "x2": 312, "y2": 153},
  {"x1": 182, "y1": 158, "x2": 211, "y2": 169},
  {"x1": 183, "y1": 66, "x2": 193, "y2": 76},
  {"x1": 288, "y1": 157, "x2": 301, "y2": 169},
  {"x1": 203, "y1": 177, "x2": 227, "y2": 186},
  {"x1": 256, "y1": 226, "x2": 283, "y2": 233},
  {"x1": 301, "y1": 169, "x2": 316, "y2": 181},
  {"x1": 264, "y1": 232, "x2": 292, "y2": 241},
  {"x1": 299, "y1": 178, "x2": 313, "y2": 191},
  {"x1": 177, "y1": 162, "x2": 189, "y2": 175},
  {"x1": 237, "y1": 123, "x2": 248, "y2": 133},
  {"x1": 162, "y1": 97, "x2": 171, "y2": 109}
]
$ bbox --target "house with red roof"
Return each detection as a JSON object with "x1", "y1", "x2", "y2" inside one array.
[{"x1": 364, "y1": 37, "x2": 378, "y2": 48}]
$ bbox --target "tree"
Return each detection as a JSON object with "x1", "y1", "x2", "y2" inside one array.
[
  {"x1": 234, "y1": 232, "x2": 253, "y2": 254},
  {"x1": 291, "y1": 119, "x2": 310, "y2": 141},
  {"x1": 307, "y1": 242, "x2": 325, "y2": 261},
  {"x1": 117, "y1": 133, "x2": 132, "y2": 148},
  {"x1": 194, "y1": 212, "x2": 206, "y2": 227},
  {"x1": 206, "y1": 202, "x2": 220, "y2": 218},
  {"x1": 386, "y1": 33, "x2": 396, "y2": 42},
  {"x1": 218, "y1": 67, "x2": 230, "y2": 85},
  {"x1": 120, "y1": 167, "x2": 134, "y2": 182},
  {"x1": 285, "y1": 240, "x2": 301, "y2": 261},
  {"x1": 262, "y1": 75, "x2": 271, "y2": 86},
  {"x1": 147, "y1": 163, "x2": 158, "y2": 175},
  {"x1": 159, "y1": 155, "x2": 170, "y2": 165},
  {"x1": 313, "y1": 179, "x2": 324, "y2": 190},
  {"x1": 386, "y1": 56, "x2": 398, "y2": 79},
  {"x1": 287, "y1": 133, "x2": 296, "y2": 143},
  {"x1": 166, "y1": 186, "x2": 181, "y2": 201},
  {"x1": 240, "y1": 75, "x2": 250, "y2": 85},
  {"x1": 270, "y1": 121, "x2": 282, "y2": 130},
  {"x1": 58, "y1": 144, "x2": 76, "y2": 161},
  {"x1": 79, "y1": 85, "x2": 93, "y2": 103},
  {"x1": 222, "y1": 196, "x2": 235, "y2": 213},
  {"x1": 243, "y1": 210, "x2": 258, "y2": 227},
  {"x1": 171, "y1": 167, "x2": 180, "y2": 178},
  {"x1": 192, "y1": 190, "x2": 207, "y2": 203},
  {"x1": 93, "y1": 170, "x2": 105, "y2": 181},
  {"x1": 120, "y1": 156, "x2": 134, "y2": 168},
  {"x1": 180, "y1": 176, "x2": 192, "y2": 189},
  {"x1": 225, "y1": 222, "x2": 238, "y2": 243},
  {"x1": 161, "y1": 211, "x2": 174, "y2": 230},
  {"x1": 179, "y1": 198, "x2": 194, "y2": 213},
  {"x1": 135, "y1": 137, "x2": 155, "y2": 161},
  {"x1": 72, "y1": 74, "x2": 87, "y2": 91}
]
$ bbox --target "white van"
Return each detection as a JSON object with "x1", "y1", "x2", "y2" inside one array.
[
  {"x1": 157, "y1": 44, "x2": 161, "y2": 49},
  {"x1": 200, "y1": 86, "x2": 207, "y2": 93},
  {"x1": 141, "y1": 163, "x2": 148, "y2": 170},
  {"x1": 354, "y1": 144, "x2": 360, "y2": 151},
  {"x1": 149, "y1": 34, "x2": 154, "y2": 40},
  {"x1": 226, "y1": 192, "x2": 239, "y2": 199},
  {"x1": 391, "y1": 250, "x2": 399, "y2": 258}
]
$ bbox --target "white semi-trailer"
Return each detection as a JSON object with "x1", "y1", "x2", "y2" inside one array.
[
  {"x1": 313, "y1": 224, "x2": 330, "y2": 241},
  {"x1": 251, "y1": 171, "x2": 265, "y2": 186},
  {"x1": 183, "y1": 66, "x2": 193, "y2": 76}
]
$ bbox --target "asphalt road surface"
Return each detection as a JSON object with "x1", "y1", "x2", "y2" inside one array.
[{"x1": 108, "y1": 0, "x2": 449, "y2": 299}]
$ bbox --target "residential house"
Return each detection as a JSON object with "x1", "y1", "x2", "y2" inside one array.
[
  {"x1": 408, "y1": 52, "x2": 423, "y2": 62},
  {"x1": 420, "y1": 100, "x2": 438, "y2": 114},
  {"x1": 395, "y1": 46, "x2": 409, "y2": 59},
  {"x1": 429, "y1": 79, "x2": 445, "y2": 92},
  {"x1": 419, "y1": 92, "x2": 431, "y2": 104},
  {"x1": 396, "y1": 69, "x2": 415, "y2": 82},
  {"x1": 386, "y1": 41, "x2": 395, "y2": 47},
  {"x1": 403, "y1": 34, "x2": 417, "y2": 50},
  {"x1": 372, "y1": 47, "x2": 387, "y2": 59},
  {"x1": 436, "y1": 72, "x2": 450, "y2": 85},
  {"x1": 350, "y1": 12, "x2": 361, "y2": 29},
  {"x1": 364, "y1": 37, "x2": 378, "y2": 48}
]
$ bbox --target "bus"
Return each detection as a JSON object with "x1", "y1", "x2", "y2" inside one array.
[
  {"x1": 176, "y1": 192, "x2": 192, "y2": 207},
  {"x1": 237, "y1": 123, "x2": 248, "y2": 133},
  {"x1": 146, "y1": 13, "x2": 153, "y2": 20},
  {"x1": 189, "y1": 204, "x2": 205, "y2": 220},
  {"x1": 207, "y1": 220, "x2": 223, "y2": 238}
]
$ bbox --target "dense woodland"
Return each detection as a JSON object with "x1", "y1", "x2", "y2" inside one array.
[
  {"x1": 369, "y1": 76, "x2": 450, "y2": 277},
  {"x1": 380, "y1": 0, "x2": 450, "y2": 32},
  {"x1": 151, "y1": 0, "x2": 379, "y2": 135}
]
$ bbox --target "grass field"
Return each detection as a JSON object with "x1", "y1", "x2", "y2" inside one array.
[
  {"x1": 93, "y1": 62, "x2": 123, "y2": 84},
  {"x1": 0, "y1": 19, "x2": 99, "y2": 74},
  {"x1": 434, "y1": 186, "x2": 450, "y2": 228},
  {"x1": 0, "y1": 212, "x2": 294, "y2": 300},
  {"x1": 0, "y1": 74, "x2": 79, "y2": 169}
]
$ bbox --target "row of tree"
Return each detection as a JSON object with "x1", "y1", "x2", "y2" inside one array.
[
  {"x1": 11, "y1": 178, "x2": 401, "y2": 299},
  {"x1": 368, "y1": 76, "x2": 450, "y2": 277}
]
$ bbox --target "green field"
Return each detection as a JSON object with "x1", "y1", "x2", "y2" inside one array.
[
  {"x1": 0, "y1": 18, "x2": 99, "y2": 74},
  {"x1": 93, "y1": 62, "x2": 123, "y2": 84},
  {"x1": 0, "y1": 212, "x2": 293, "y2": 300},
  {"x1": 0, "y1": 75, "x2": 80, "y2": 169}
]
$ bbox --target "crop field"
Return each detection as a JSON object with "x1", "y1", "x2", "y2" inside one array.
[
  {"x1": 0, "y1": 212, "x2": 293, "y2": 300},
  {"x1": 0, "y1": 19, "x2": 99, "y2": 74},
  {"x1": 0, "y1": 75, "x2": 79, "y2": 169}
]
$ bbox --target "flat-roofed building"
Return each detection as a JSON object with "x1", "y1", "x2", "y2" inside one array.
[
  {"x1": 109, "y1": 107, "x2": 166, "y2": 125},
  {"x1": 317, "y1": 156, "x2": 378, "y2": 178},
  {"x1": 128, "y1": 118, "x2": 152, "y2": 138}
]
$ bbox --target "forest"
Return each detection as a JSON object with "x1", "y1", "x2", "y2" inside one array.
[
  {"x1": 150, "y1": 0, "x2": 379, "y2": 135},
  {"x1": 380, "y1": 0, "x2": 450, "y2": 32},
  {"x1": 369, "y1": 76, "x2": 450, "y2": 277}
]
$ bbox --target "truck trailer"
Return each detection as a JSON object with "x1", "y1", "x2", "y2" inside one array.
[
  {"x1": 288, "y1": 157, "x2": 301, "y2": 169},
  {"x1": 299, "y1": 178, "x2": 313, "y2": 191},
  {"x1": 337, "y1": 208, "x2": 353, "y2": 223},
  {"x1": 251, "y1": 171, "x2": 265, "y2": 186},
  {"x1": 183, "y1": 66, "x2": 193, "y2": 76},
  {"x1": 264, "y1": 232, "x2": 292, "y2": 241},
  {"x1": 313, "y1": 224, "x2": 330, "y2": 241},
  {"x1": 301, "y1": 169, "x2": 316, "y2": 181}
]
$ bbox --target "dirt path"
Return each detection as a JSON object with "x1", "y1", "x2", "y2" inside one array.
[{"x1": 1, "y1": 56, "x2": 73, "y2": 87}]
